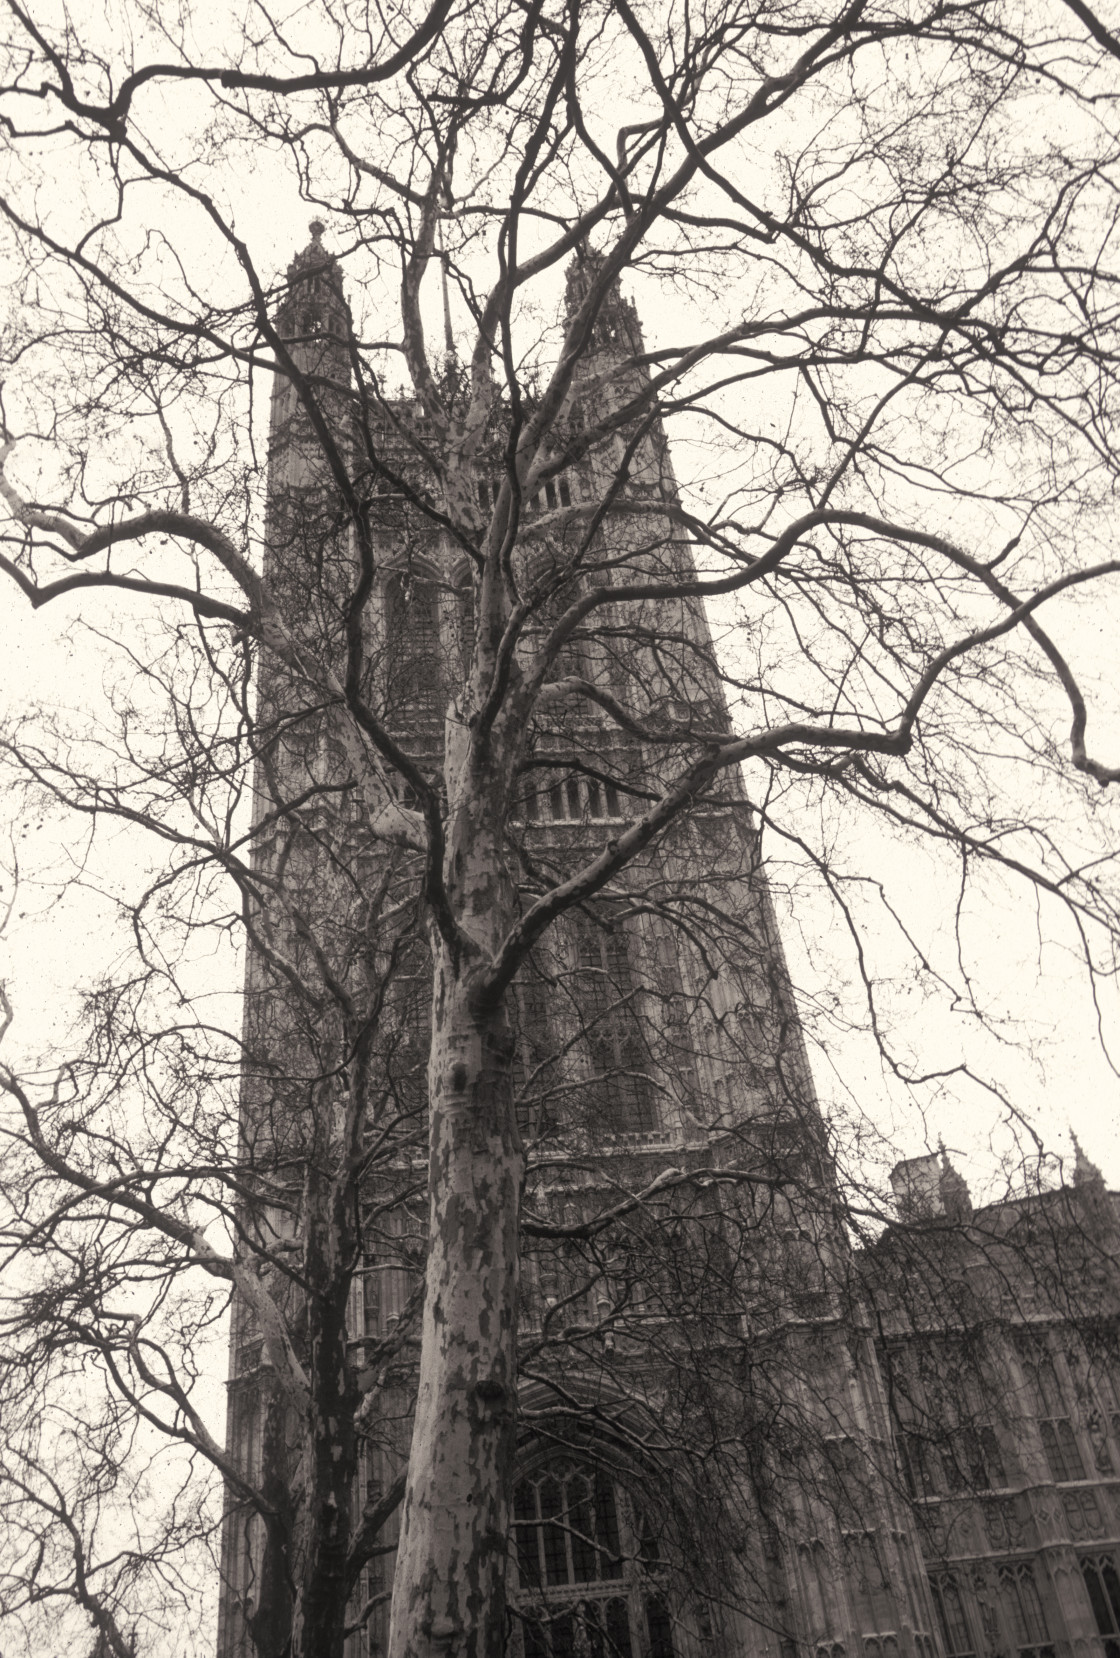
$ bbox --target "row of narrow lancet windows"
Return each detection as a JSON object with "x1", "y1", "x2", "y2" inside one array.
[
  {"x1": 476, "y1": 475, "x2": 574, "y2": 512},
  {"x1": 383, "y1": 575, "x2": 442, "y2": 726},
  {"x1": 368, "y1": 470, "x2": 574, "y2": 513},
  {"x1": 378, "y1": 917, "x2": 661, "y2": 1143},
  {"x1": 901, "y1": 1415, "x2": 1103, "y2": 1497},
  {"x1": 930, "y1": 1565, "x2": 1053, "y2": 1658},
  {"x1": 523, "y1": 769, "x2": 623, "y2": 824},
  {"x1": 380, "y1": 571, "x2": 628, "y2": 772},
  {"x1": 925, "y1": 1554, "x2": 1120, "y2": 1658},
  {"x1": 1083, "y1": 1557, "x2": 1120, "y2": 1658},
  {"x1": 899, "y1": 1425, "x2": 1006, "y2": 1498},
  {"x1": 896, "y1": 1332, "x2": 1120, "y2": 1502},
  {"x1": 802, "y1": 1543, "x2": 1099, "y2": 1658}
]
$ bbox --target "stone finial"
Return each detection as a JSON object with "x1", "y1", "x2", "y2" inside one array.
[
  {"x1": 309, "y1": 218, "x2": 325, "y2": 241},
  {"x1": 1071, "y1": 1128, "x2": 1106, "y2": 1190},
  {"x1": 564, "y1": 238, "x2": 604, "y2": 311},
  {"x1": 938, "y1": 1142, "x2": 973, "y2": 1222},
  {"x1": 1069, "y1": 1126, "x2": 1114, "y2": 1234}
]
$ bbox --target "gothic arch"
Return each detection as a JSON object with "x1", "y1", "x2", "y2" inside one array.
[
  {"x1": 511, "y1": 1393, "x2": 729, "y2": 1658},
  {"x1": 378, "y1": 549, "x2": 444, "y2": 585},
  {"x1": 509, "y1": 1452, "x2": 678, "y2": 1658}
]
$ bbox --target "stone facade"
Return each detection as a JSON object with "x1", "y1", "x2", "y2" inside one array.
[
  {"x1": 867, "y1": 1151, "x2": 1120, "y2": 1658},
  {"x1": 216, "y1": 230, "x2": 1120, "y2": 1658}
]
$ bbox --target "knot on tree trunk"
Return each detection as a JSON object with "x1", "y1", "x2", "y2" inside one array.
[{"x1": 426, "y1": 1615, "x2": 463, "y2": 1644}]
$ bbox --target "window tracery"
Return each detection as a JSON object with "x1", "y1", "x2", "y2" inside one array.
[{"x1": 512, "y1": 1460, "x2": 676, "y2": 1658}]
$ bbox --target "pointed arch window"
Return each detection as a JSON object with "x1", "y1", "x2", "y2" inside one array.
[
  {"x1": 512, "y1": 1460, "x2": 676, "y2": 1658},
  {"x1": 1081, "y1": 1555, "x2": 1120, "y2": 1658},
  {"x1": 521, "y1": 764, "x2": 623, "y2": 824},
  {"x1": 996, "y1": 1563, "x2": 1054, "y2": 1658},
  {"x1": 929, "y1": 1575, "x2": 975, "y2": 1658},
  {"x1": 384, "y1": 574, "x2": 442, "y2": 730}
]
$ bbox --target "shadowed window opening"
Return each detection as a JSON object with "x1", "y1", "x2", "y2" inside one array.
[
  {"x1": 1081, "y1": 1555, "x2": 1120, "y2": 1658},
  {"x1": 522, "y1": 769, "x2": 622, "y2": 824},
  {"x1": 941, "y1": 1426, "x2": 1006, "y2": 1493},
  {"x1": 384, "y1": 574, "x2": 442, "y2": 728},
  {"x1": 1040, "y1": 1417, "x2": 1085, "y2": 1483},
  {"x1": 997, "y1": 1563, "x2": 1054, "y2": 1658},
  {"x1": 930, "y1": 1575, "x2": 975, "y2": 1658}
]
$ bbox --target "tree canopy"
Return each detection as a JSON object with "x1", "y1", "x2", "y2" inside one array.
[{"x1": 1, "y1": 0, "x2": 1119, "y2": 1655}]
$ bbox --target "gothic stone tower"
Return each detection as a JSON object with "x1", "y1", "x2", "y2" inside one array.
[{"x1": 216, "y1": 228, "x2": 942, "y2": 1658}]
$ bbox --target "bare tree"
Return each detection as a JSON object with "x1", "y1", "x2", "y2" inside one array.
[{"x1": 1, "y1": 1, "x2": 1119, "y2": 1656}]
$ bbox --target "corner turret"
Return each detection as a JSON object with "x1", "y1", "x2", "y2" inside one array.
[
  {"x1": 890, "y1": 1147, "x2": 973, "y2": 1224},
  {"x1": 1070, "y1": 1128, "x2": 1115, "y2": 1233},
  {"x1": 268, "y1": 221, "x2": 352, "y2": 469},
  {"x1": 275, "y1": 219, "x2": 349, "y2": 348}
]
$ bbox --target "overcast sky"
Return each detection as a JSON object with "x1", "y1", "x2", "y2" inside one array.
[{"x1": 1, "y1": 53, "x2": 1117, "y2": 1203}]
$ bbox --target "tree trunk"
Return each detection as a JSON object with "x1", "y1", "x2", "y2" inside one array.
[
  {"x1": 387, "y1": 953, "x2": 523, "y2": 1658},
  {"x1": 247, "y1": 1382, "x2": 296, "y2": 1658},
  {"x1": 291, "y1": 1159, "x2": 360, "y2": 1658}
]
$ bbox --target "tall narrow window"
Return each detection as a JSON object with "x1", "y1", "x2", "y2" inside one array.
[
  {"x1": 844, "y1": 1531, "x2": 894, "y2": 1633},
  {"x1": 997, "y1": 1564, "x2": 1054, "y2": 1658},
  {"x1": 1015, "y1": 1336, "x2": 1085, "y2": 1485},
  {"x1": 900, "y1": 1435, "x2": 936, "y2": 1499},
  {"x1": 930, "y1": 1575, "x2": 975, "y2": 1658},
  {"x1": 1081, "y1": 1555, "x2": 1120, "y2": 1658},
  {"x1": 384, "y1": 574, "x2": 442, "y2": 730},
  {"x1": 520, "y1": 765, "x2": 623, "y2": 824},
  {"x1": 942, "y1": 1426, "x2": 1006, "y2": 1492},
  {"x1": 573, "y1": 916, "x2": 657, "y2": 1138},
  {"x1": 362, "y1": 1203, "x2": 424, "y2": 1343},
  {"x1": 1040, "y1": 1418, "x2": 1085, "y2": 1483}
]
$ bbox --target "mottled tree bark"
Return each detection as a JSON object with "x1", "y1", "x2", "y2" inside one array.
[
  {"x1": 291, "y1": 1158, "x2": 362, "y2": 1658},
  {"x1": 388, "y1": 950, "x2": 523, "y2": 1658}
]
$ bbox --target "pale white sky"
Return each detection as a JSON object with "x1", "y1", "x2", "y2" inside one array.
[{"x1": 1, "y1": 23, "x2": 1118, "y2": 1203}]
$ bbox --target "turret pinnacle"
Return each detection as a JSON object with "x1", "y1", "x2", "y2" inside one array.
[
  {"x1": 1071, "y1": 1128, "x2": 1106, "y2": 1191},
  {"x1": 1068, "y1": 1127, "x2": 1116, "y2": 1237},
  {"x1": 276, "y1": 219, "x2": 349, "y2": 347},
  {"x1": 938, "y1": 1141, "x2": 973, "y2": 1222},
  {"x1": 563, "y1": 239, "x2": 645, "y2": 354}
]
